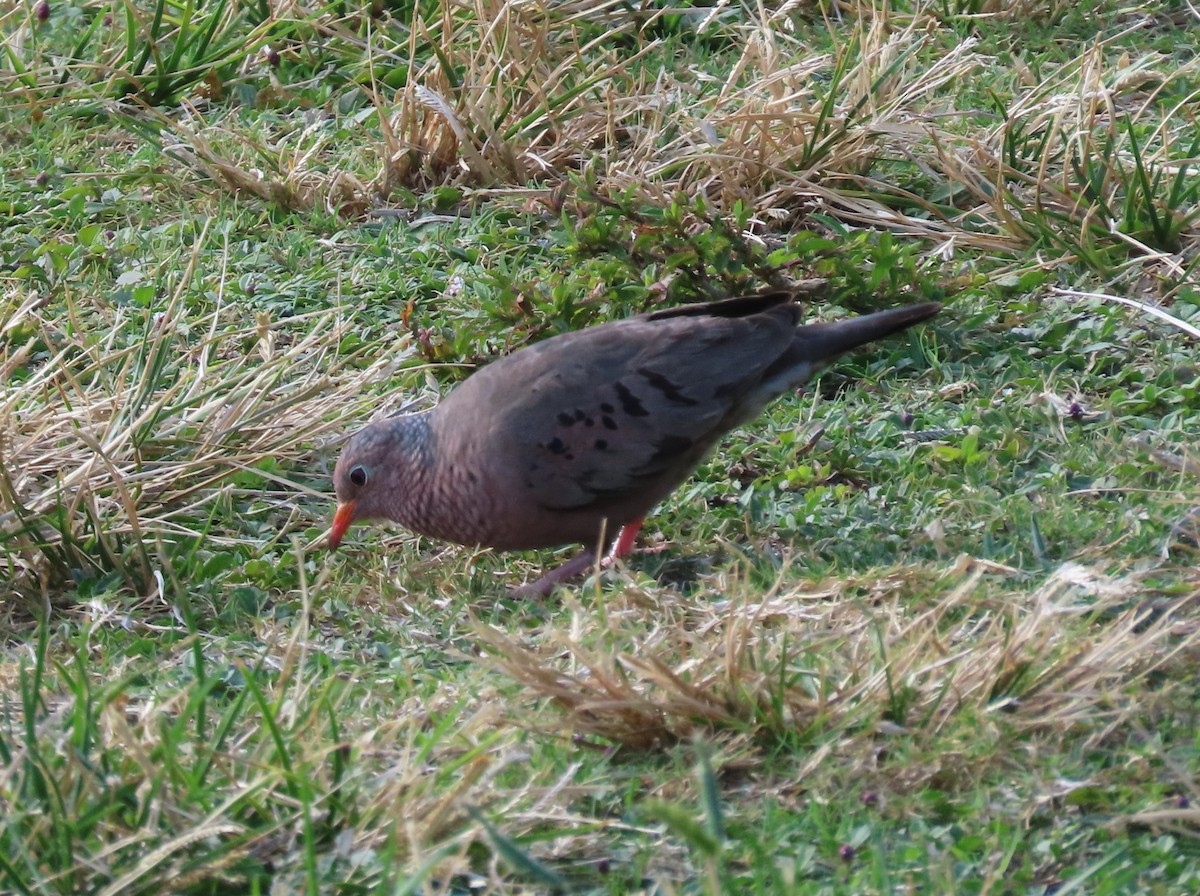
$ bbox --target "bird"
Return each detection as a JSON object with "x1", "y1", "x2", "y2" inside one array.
[{"x1": 328, "y1": 290, "x2": 941, "y2": 596}]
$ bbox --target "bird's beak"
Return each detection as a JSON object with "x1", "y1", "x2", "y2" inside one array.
[{"x1": 328, "y1": 500, "x2": 357, "y2": 550}]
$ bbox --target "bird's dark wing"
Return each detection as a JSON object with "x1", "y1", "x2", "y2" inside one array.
[{"x1": 449, "y1": 298, "x2": 799, "y2": 512}]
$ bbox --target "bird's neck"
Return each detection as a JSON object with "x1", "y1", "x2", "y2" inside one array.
[{"x1": 384, "y1": 409, "x2": 498, "y2": 547}]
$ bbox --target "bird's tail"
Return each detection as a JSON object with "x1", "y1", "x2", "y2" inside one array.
[
  {"x1": 794, "y1": 302, "x2": 943, "y2": 362},
  {"x1": 754, "y1": 301, "x2": 942, "y2": 399}
]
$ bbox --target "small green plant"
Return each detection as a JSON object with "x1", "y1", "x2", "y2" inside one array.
[{"x1": 3, "y1": 0, "x2": 284, "y2": 105}]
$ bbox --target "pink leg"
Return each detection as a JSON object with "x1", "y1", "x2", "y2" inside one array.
[{"x1": 607, "y1": 518, "x2": 643, "y2": 560}]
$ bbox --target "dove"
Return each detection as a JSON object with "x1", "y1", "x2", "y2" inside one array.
[{"x1": 329, "y1": 290, "x2": 940, "y2": 595}]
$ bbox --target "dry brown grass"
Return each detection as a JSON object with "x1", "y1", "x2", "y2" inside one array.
[
  {"x1": 8, "y1": 551, "x2": 1195, "y2": 891},
  {"x1": 136, "y1": 1, "x2": 1200, "y2": 286},
  {"x1": 146, "y1": 2, "x2": 997, "y2": 239},
  {"x1": 476, "y1": 558, "x2": 1200, "y2": 787},
  {"x1": 934, "y1": 45, "x2": 1200, "y2": 269},
  {"x1": 146, "y1": 0, "x2": 650, "y2": 214},
  {"x1": 0, "y1": 226, "x2": 409, "y2": 612},
  {"x1": 8, "y1": 0, "x2": 1197, "y2": 279}
]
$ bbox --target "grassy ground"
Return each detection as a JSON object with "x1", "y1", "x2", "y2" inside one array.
[{"x1": 3, "y1": 0, "x2": 1199, "y2": 893}]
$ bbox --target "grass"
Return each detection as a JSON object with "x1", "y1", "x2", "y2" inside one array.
[{"x1": 2, "y1": 0, "x2": 1199, "y2": 893}]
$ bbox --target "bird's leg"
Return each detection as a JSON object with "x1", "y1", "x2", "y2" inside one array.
[
  {"x1": 508, "y1": 518, "x2": 645, "y2": 599},
  {"x1": 508, "y1": 550, "x2": 598, "y2": 599},
  {"x1": 606, "y1": 518, "x2": 644, "y2": 561}
]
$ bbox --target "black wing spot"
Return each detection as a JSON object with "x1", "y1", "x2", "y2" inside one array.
[
  {"x1": 556, "y1": 412, "x2": 575, "y2": 426},
  {"x1": 574, "y1": 409, "x2": 586, "y2": 422},
  {"x1": 613, "y1": 382, "x2": 649, "y2": 417},
  {"x1": 546, "y1": 436, "x2": 569, "y2": 455},
  {"x1": 601, "y1": 415, "x2": 618, "y2": 430},
  {"x1": 594, "y1": 439, "x2": 608, "y2": 450},
  {"x1": 636, "y1": 367, "x2": 698, "y2": 406}
]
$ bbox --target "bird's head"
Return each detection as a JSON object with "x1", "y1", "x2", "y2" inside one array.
[
  {"x1": 328, "y1": 449, "x2": 372, "y2": 550},
  {"x1": 328, "y1": 414, "x2": 431, "y2": 550}
]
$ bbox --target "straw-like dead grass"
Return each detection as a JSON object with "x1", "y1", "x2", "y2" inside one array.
[
  {"x1": 0, "y1": 229, "x2": 407, "y2": 612},
  {"x1": 9, "y1": 0, "x2": 1197, "y2": 282},
  {"x1": 143, "y1": 0, "x2": 653, "y2": 214},
  {"x1": 477, "y1": 558, "x2": 1199, "y2": 787},
  {"x1": 935, "y1": 45, "x2": 1200, "y2": 270},
  {"x1": 142, "y1": 2, "x2": 1002, "y2": 245},
  {"x1": 132, "y1": 1, "x2": 1199, "y2": 286}
]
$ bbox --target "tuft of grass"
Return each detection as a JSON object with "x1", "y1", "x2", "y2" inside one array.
[
  {"x1": 0, "y1": 577, "x2": 530, "y2": 894},
  {"x1": 476, "y1": 561, "x2": 1198, "y2": 766},
  {"x1": 0, "y1": 0, "x2": 280, "y2": 106},
  {"x1": 934, "y1": 44, "x2": 1200, "y2": 279},
  {"x1": 0, "y1": 225, "x2": 410, "y2": 612}
]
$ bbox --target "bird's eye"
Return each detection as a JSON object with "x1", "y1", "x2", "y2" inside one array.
[{"x1": 349, "y1": 465, "x2": 368, "y2": 487}]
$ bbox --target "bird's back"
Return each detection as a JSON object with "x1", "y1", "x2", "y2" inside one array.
[{"x1": 429, "y1": 294, "x2": 821, "y2": 549}]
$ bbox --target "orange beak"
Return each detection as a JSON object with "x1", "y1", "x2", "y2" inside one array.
[{"x1": 328, "y1": 500, "x2": 357, "y2": 550}]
